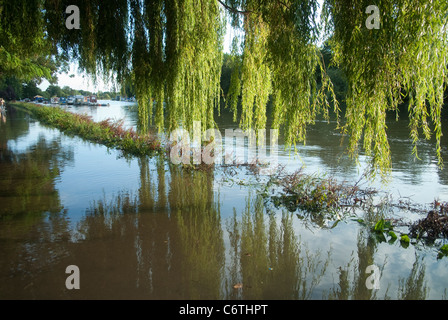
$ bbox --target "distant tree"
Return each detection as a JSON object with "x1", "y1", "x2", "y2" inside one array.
[
  {"x1": 46, "y1": 85, "x2": 64, "y2": 98},
  {"x1": 62, "y1": 86, "x2": 76, "y2": 97},
  {"x1": 317, "y1": 41, "x2": 347, "y2": 105},
  {"x1": 120, "y1": 75, "x2": 135, "y2": 98},
  {"x1": 42, "y1": 91, "x2": 50, "y2": 100},
  {"x1": 0, "y1": 77, "x2": 23, "y2": 100},
  {"x1": 0, "y1": 85, "x2": 17, "y2": 100},
  {"x1": 100, "y1": 92, "x2": 111, "y2": 100},
  {"x1": 22, "y1": 81, "x2": 42, "y2": 99},
  {"x1": 79, "y1": 90, "x2": 93, "y2": 97},
  {"x1": 220, "y1": 53, "x2": 233, "y2": 99}
]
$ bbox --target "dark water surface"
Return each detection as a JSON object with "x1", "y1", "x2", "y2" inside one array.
[{"x1": 1, "y1": 102, "x2": 447, "y2": 299}]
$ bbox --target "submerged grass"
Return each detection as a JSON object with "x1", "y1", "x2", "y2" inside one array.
[
  {"x1": 224, "y1": 163, "x2": 448, "y2": 247},
  {"x1": 11, "y1": 102, "x2": 162, "y2": 156}
]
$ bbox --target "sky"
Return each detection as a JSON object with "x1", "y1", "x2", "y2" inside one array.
[{"x1": 39, "y1": 65, "x2": 113, "y2": 93}]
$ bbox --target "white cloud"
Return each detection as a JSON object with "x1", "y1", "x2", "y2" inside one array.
[{"x1": 39, "y1": 63, "x2": 113, "y2": 92}]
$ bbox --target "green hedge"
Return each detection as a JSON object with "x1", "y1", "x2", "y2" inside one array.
[{"x1": 11, "y1": 102, "x2": 162, "y2": 157}]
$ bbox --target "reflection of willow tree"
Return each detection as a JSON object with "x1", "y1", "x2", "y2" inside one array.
[
  {"x1": 0, "y1": 108, "x2": 73, "y2": 220},
  {"x1": 75, "y1": 155, "x2": 225, "y2": 299},
  {"x1": 137, "y1": 156, "x2": 225, "y2": 298},
  {"x1": 167, "y1": 165, "x2": 225, "y2": 299},
  {"x1": 77, "y1": 158, "x2": 333, "y2": 299},
  {"x1": 0, "y1": 109, "x2": 74, "y2": 299},
  {"x1": 328, "y1": 229, "x2": 428, "y2": 300},
  {"x1": 397, "y1": 255, "x2": 427, "y2": 300},
  {"x1": 0, "y1": 107, "x2": 29, "y2": 144},
  {"x1": 328, "y1": 229, "x2": 378, "y2": 300},
  {"x1": 0, "y1": 137, "x2": 67, "y2": 218},
  {"x1": 227, "y1": 194, "x2": 330, "y2": 299}
]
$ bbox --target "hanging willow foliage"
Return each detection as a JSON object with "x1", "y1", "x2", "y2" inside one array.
[
  {"x1": 239, "y1": 12, "x2": 271, "y2": 132},
  {"x1": 43, "y1": 0, "x2": 131, "y2": 83},
  {"x1": 322, "y1": 0, "x2": 448, "y2": 177},
  {"x1": 1, "y1": 0, "x2": 447, "y2": 177},
  {"x1": 0, "y1": 0, "x2": 58, "y2": 81},
  {"x1": 129, "y1": 0, "x2": 225, "y2": 133},
  {"x1": 226, "y1": 0, "x2": 447, "y2": 178},
  {"x1": 226, "y1": 0, "x2": 338, "y2": 146}
]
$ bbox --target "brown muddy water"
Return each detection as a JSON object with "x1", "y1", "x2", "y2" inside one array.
[{"x1": 1, "y1": 102, "x2": 447, "y2": 300}]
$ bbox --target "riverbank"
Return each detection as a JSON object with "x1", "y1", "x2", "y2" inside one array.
[{"x1": 10, "y1": 102, "x2": 162, "y2": 157}]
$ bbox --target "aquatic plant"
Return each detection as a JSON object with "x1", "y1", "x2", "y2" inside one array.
[
  {"x1": 409, "y1": 210, "x2": 448, "y2": 241},
  {"x1": 371, "y1": 218, "x2": 398, "y2": 244},
  {"x1": 223, "y1": 161, "x2": 448, "y2": 253},
  {"x1": 264, "y1": 166, "x2": 377, "y2": 216},
  {"x1": 222, "y1": 164, "x2": 382, "y2": 228},
  {"x1": 437, "y1": 244, "x2": 448, "y2": 260}
]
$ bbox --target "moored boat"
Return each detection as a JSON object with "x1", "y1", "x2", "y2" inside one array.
[
  {"x1": 74, "y1": 95, "x2": 84, "y2": 105},
  {"x1": 50, "y1": 97, "x2": 60, "y2": 104}
]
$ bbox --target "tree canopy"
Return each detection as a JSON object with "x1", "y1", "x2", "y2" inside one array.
[
  {"x1": 0, "y1": 1, "x2": 62, "y2": 82},
  {"x1": 1, "y1": 0, "x2": 447, "y2": 178}
]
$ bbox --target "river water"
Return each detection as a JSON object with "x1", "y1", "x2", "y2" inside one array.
[{"x1": 0, "y1": 101, "x2": 447, "y2": 299}]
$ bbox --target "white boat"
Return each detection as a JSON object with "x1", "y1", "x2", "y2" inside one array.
[
  {"x1": 51, "y1": 97, "x2": 60, "y2": 104},
  {"x1": 67, "y1": 97, "x2": 75, "y2": 105},
  {"x1": 74, "y1": 95, "x2": 84, "y2": 105}
]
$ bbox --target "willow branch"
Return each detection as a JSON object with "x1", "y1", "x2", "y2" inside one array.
[
  {"x1": 217, "y1": 0, "x2": 253, "y2": 15},
  {"x1": 277, "y1": 0, "x2": 291, "y2": 10}
]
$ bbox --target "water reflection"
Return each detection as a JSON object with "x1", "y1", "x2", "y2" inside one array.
[
  {"x1": 0, "y1": 108, "x2": 74, "y2": 299},
  {"x1": 46, "y1": 163, "x2": 438, "y2": 299},
  {"x1": 0, "y1": 104, "x2": 447, "y2": 300},
  {"x1": 2, "y1": 150, "x2": 436, "y2": 299},
  {"x1": 0, "y1": 107, "x2": 6, "y2": 124},
  {"x1": 63, "y1": 156, "x2": 225, "y2": 299},
  {"x1": 326, "y1": 225, "x2": 430, "y2": 300},
  {"x1": 226, "y1": 196, "x2": 330, "y2": 300},
  {"x1": 0, "y1": 108, "x2": 73, "y2": 219},
  {"x1": 68, "y1": 168, "x2": 333, "y2": 299}
]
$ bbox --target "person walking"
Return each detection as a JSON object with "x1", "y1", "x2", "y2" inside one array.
[{"x1": 0, "y1": 98, "x2": 6, "y2": 123}]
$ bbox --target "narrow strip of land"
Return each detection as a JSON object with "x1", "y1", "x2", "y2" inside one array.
[{"x1": 10, "y1": 102, "x2": 162, "y2": 157}]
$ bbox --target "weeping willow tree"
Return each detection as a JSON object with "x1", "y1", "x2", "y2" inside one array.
[
  {"x1": 0, "y1": 0, "x2": 60, "y2": 82},
  {"x1": 128, "y1": 0, "x2": 225, "y2": 133},
  {"x1": 225, "y1": 0, "x2": 448, "y2": 178},
  {"x1": 1, "y1": 0, "x2": 447, "y2": 177},
  {"x1": 226, "y1": 0, "x2": 337, "y2": 145},
  {"x1": 322, "y1": 0, "x2": 448, "y2": 176}
]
